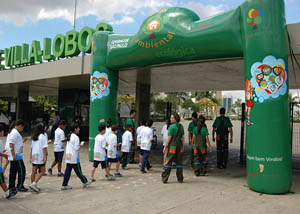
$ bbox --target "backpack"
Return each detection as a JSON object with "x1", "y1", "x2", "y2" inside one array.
[{"x1": 216, "y1": 118, "x2": 229, "y2": 137}]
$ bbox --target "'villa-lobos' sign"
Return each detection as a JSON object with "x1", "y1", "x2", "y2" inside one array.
[{"x1": 0, "y1": 22, "x2": 112, "y2": 70}]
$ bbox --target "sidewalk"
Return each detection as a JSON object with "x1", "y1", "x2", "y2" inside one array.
[{"x1": 0, "y1": 121, "x2": 299, "y2": 214}]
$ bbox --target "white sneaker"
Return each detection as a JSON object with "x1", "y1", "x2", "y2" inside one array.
[
  {"x1": 61, "y1": 185, "x2": 72, "y2": 191},
  {"x1": 83, "y1": 179, "x2": 92, "y2": 188},
  {"x1": 29, "y1": 183, "x2": 40, "y2": 192}
]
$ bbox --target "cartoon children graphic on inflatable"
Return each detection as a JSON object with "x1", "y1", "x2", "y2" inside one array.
[
  {"x1": 245, "y1": 79, "x2": 254, "y2": 125},
  {"x1": 90, "y1": 71, "x2": 111, "y2": 101}
]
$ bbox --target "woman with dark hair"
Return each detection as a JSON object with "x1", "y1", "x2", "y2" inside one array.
[
  {"x1": 162, "y1": 113, "x2": 185, "y2": 183},
  {"x1": 61, "y1": 123, "x2": 92, "y2": 190},
  {"x1": 192, "y1": 116, "x2": 212, "y2": 176},
  {"x1": 29, "y1": 124, "x2": 48, "y2": 192}
]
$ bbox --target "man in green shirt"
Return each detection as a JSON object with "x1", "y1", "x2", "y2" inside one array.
[
  {"x1": 188, "y1": 112, "x2": 198, "y2": 167},
  {"x1": 125, "y1": 110, "x2": 137, "y2": 163},
  {"x1": 212, "y1": 108, "x2": 233, "y2": 169}
]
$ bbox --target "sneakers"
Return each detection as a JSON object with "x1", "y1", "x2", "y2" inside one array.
[
  {"x1": 6, "y1": 189, "x2": 17, "y2": 199},
  {"x1": 90, "y1": 178, "x2": 96, "y2": 182},
  {"x1": 114, "y1": 172, "x2": 123, "y2": 177},
  {"x1": 17, "y1": 186, "x2": 29, "y2": 192},
  {"x1": 57, "y1": 172, "x2": 64, "y2": 177},
  {"x1": 140, "y1": 169, "x2": 147, "y2": 173},
  {"x1": 106, "y1": 175, "x2": 115, "y2": 181},
  {"x1": 48, "y1": 168, "x2": 52, "y2": 175},
  {"x1": 122, "y1": 167, "x2": 128, "y2": 170},
  {"x1": 29, "y1": 183, "x2": 40, "y2": 193},
  {"x1": 83, "y1": 179, "x2": 93, "y2": 188},
  {"x1": 61, "y1": 185, "x2": 72, "y2": 191}
]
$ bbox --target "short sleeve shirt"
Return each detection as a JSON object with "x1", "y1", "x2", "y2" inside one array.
[
  {"x1": 140, "y1": 127, "x2": 153, "y2": 151},
  {"x1": 193, "y1": 126, "x2": 209, "y2": 137},
  {"x1": 94, "y1": 134, "x2": 107, "y2": 161},
  {"x1": 107, "y1": 133, "x2": 117, "y2": 158},
  {"x1": 188, "y1": 120, "x2": 198, "y2": 133},
  {"x1": 213, "y1": 116, "x2": 233, "y2": 129},
  {"x1": 66, "y1": 133, "x2": 80, "y2": 164},
  {"x1": 31, "y1": 134, "x2": 48, "y2": 164},
  {"x1": 125, "y1": 118, "x2": 135, "y2": 130},
  {"x1": 121, "y1": 130, "x2": 133, "y2": 152},
  {"x1": 54, "y1": 127, "x2": 65, "y2": 152},
  {"x1": 136, "y1": 125, "x2": 145, "y2": 146},
  {"x1": 168, "y1": 123, "x2": 185, "y2": 137},
  {"x1": 0, "y1": 139, "x2": 3, "y2": 167},
  {"x1": 7, "y1": 128, "x2": 23, "y2": 160}
]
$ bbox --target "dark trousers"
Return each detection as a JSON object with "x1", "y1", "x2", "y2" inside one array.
[
  {"x1": 122, "y1": 152, "x2": 129, "y2": 168},
  {"x1": 216, "y1": 137, "x2": 229, "y2": 167},
  {"x1": 190, "y1": 145, "x2": 194, "y2": 165},
  {"x1": 141, "y1": 150, "x2": 150, "y2": 170},
  {"x1": 162, "y1": 145, "x2": 184, "y2": 183},
  {"x1": 9, "y1": 160, "x2": 26, "y2": 190},
  {"x1": 193, "y1": 146, "x2": 208, "y2": 176},
  {"x1": 62, "y1": 163, "x2": 88, "y2": 186}
]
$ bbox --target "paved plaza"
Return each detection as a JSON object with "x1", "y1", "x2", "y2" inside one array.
[{"x1": 0, "y1": 120, "x2": 300, "y2": 214}]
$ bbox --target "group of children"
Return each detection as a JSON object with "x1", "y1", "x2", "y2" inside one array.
[{"x1": 0, "y1": 110, "x2": 219, "y2": 198}]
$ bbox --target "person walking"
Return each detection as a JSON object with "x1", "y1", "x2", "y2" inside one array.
[
  {"x1": 212, "y1": 108, "x2": 233, "y2": 169},
  {"x1": 188, "y1": 112, "x2": 198, "y2": 167},
  {"x1": 125, "y1": 110, "x2": 136, "y2": 164},
  {"x1": 192, "y1": 116, "x2": 212, "y2": 176},
  {"x1": 162, "y1": 113, "x2": 185, "y2": 184}
]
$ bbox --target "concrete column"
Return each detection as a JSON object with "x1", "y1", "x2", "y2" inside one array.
[
  {"x1": 135, "y1": 67, "x2": 151, "y2": 126},
  {"x1": 16, "y1": 89, "x2": 29, "y2": 121}
]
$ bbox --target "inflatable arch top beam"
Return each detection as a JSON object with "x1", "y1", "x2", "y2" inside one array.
[{"x1": 90, "y1": 0, "x2": 291, "y2": 194}]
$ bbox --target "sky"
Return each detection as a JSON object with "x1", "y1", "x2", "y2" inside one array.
[{"x1": 0, "y1": 0, "x2": 299, "y2": 102}]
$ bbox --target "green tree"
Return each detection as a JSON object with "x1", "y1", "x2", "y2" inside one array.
[
  {"x1": 197, "y1": 97, "x2": 217, "y2": 117},
  {"x1": 118, "y1": 94, "x2": 135, "y2": 110},
  {"x1": 232, "y1": 98, "x2": 242, "y2": 117},
  {"x1": 192, "y1": 91, "x2": 220, "y2": 105},
  {"x1": 153, "y1": 98, "x2": 167, "y2": 115},
  {"x1": 182, "y1": 98, "x2": 200, "y2": 112}
]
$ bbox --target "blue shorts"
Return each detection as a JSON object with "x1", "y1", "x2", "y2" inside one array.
[
  {"x1": 93, "y1": 160, "x2": 107, "y2": 169},
  {"x1": 54, "y1": 151, "x2": 64, "y2": 163}
]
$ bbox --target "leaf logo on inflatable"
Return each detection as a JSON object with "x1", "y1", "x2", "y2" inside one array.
[
  {"x1": 247, "y1": 9, "x2": 264, "y2": 30},
  {"x1": 147, "y1": 20, "x2": 161, "y2": 32},
  {"x1": 90, "y1": 72, "x2": 111, "y2": 101}
]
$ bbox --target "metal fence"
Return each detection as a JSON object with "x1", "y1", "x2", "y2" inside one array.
[{"x1": 290, "y1": 102, "x2": 300, "y2": 169}]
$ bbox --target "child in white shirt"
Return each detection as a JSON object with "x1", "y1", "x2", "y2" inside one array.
[
  {"x1": 29, "y1": 124, "x2": 48, "y2": 192},
  {"x1": 136, "y1": 120, "x2": 146, "y2": 165},
  {"x1": 0, "y1": 124, "x2": 17, "y2": 198},
  {"x1": 121, "y1": 125, "x2": 133, "y2": 170},
  {"x1": 90, "y1": 124, "x2": 113, "y2": 181},
  {"x1": 140, "y1": 120, "x2": 154, "y2": 173},
  {"x1": 48, "y1": 120, "x2": 67, "y2": 177},
  {"x1": 61, "y1": 123, "x2": 92, "y2": 190},
  {"x1": 107, "y1": 126, "x2": 122, "y2": 177}
]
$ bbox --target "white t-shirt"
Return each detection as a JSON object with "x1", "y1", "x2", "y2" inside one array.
[
  {"x1": 161, "y1": 124, "x2": 168, "y2": 146},
  {"x1": 140, "y1": 127, "x2": 153, "y2": 151},
  {"x1": 136, "y1": 125, "x2": 145, "y2": 147},
  {"x1": 107, "y1": 133, "x2": 117, "y2": 158},
  {"x1": 121, "y1": 130, "x2": 133, "y2": 153},
  {"x1": 54, "y1": 127, "x2": 65, "y2": 152},
  {"x1": 6, "y1": 128, "x2": 23, "y2": 161},
  {"x1": 94, "y1": 134, "x2": 106, "y2": 161},
  {"x1": 0, "y1": 139, "x2": 3, "y2": 167},
  {"x1": 31, "y1": 134, "x2": 48, "y2": 165},
  {"x1": 65, "y1": 133, "x2": 80, "y2": 164}
]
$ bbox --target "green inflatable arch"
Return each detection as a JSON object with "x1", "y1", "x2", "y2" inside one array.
[{"x1": 89, "y1": 0, "x2": 291, "y2": 194}]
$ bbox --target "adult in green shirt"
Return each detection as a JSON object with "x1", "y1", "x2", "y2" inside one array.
[
  {"x1": 162, "y1": 112, "x2": 185, "y2": 184},
  {"x1": 125, "y1": 110, "x2": 137, "y2": 163},
  {"x1": 212, "y1": 108, "x2": 233, "y2": 169},
  {"x1": 192, "y1": 116, "x2": 212, "y2": 176},
  {"x1": 188, "y1": 112, "x2": 198, "y2": 167}
]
